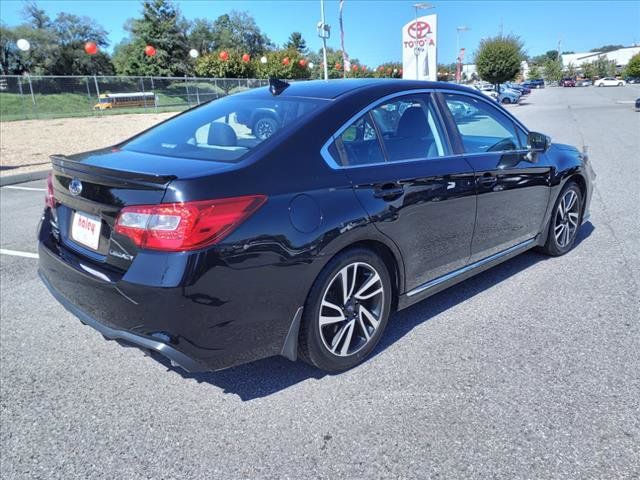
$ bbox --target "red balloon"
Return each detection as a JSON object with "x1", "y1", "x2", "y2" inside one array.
[
  {"x1": 144, "y1": 45, "x2": 156, "y2": 57},
  {"x1": 378, "y1": 66, "x2": 384, "y2": 72},
  {"x1": 299, "y1": 59, "x2": 306, "y2": 67},
  {"x1": 352, "y1": 65, "x2": 358, "y2": 71},
  {"x1": 84, "y1": 41, "x2": 98, "y2": 55},
  {"x1": 335, "y1": 62, "x2": 342, "y2": 70},
  {"x1": 242, "y1": 53, "x2": 250, "y2": 63},
  {"x1": 282, "y1": 57, "x2": 290, "y2": 65},
  {"x1": 219, "y1": 50, "x2": 229, "y2": 61}
]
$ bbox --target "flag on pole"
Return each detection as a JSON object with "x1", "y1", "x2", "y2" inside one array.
[{"x1": 339, "y1": 0, "x2": 351, "y2": 74}]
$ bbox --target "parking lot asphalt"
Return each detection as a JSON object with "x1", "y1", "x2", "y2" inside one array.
[{"x1": 1, "y1": 85, "x2": 639, "y2": 479}]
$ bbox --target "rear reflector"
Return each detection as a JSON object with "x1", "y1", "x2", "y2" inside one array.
[
  {"x1": 45, "y1": 172, "x2": 55, "y2": 208},
  {"x1": 114, "y1": 195, "x2": 267, "y2": 251}
]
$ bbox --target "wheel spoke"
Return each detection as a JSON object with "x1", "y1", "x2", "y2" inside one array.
[
  {"x1": 567, "y1": 212, "x2": 579, "y2": 226},
  {"x1": 339, "y1": 321, "x2": 356, "y2": 356},
  {"x1": 330, "y1": 321, "x2": 351, "y2": 354},
  {"x1": 359, "y1": 305, "x2": 380, "y2": 330},
  {"x1": 354, "y1": 272, "x2": 382, "y2": 300},
  {"x1": 357, "y1": 316, "x2": 371, "y2": 341},
  {"x1": 565, "y1": 191, "x2": 577, "y2": 211},
  {"x1": 555, "y1": 223, "x2": 565, "y2": 242}
]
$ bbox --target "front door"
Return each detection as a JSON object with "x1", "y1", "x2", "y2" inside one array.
[{"x1": 441, "y1": 93, "x2": 551, "y2": 261}]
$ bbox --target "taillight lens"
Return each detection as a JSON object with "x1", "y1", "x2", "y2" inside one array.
[
  {"x1": 114, "y1": 195, "x2": 267, "y2": 252},
  {"x1": 45, "y1": 172, "x2": 55, "y2": 208}
]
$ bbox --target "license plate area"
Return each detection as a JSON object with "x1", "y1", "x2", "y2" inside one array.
[{"x1": 70, "y1": 211, "x2": 102, "y2": 251}]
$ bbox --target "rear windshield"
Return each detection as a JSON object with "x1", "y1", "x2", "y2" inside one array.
[{"x1": 122, "y1": 94, "x2": 327, "y2": 163}]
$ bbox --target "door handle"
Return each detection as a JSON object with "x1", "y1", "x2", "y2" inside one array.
[
  {"x1": 373, "y1": 183, "x2": 404, "y2": 199},
  {"x1": 478, "y1": 173, "x2": 497, "y2": 188}
]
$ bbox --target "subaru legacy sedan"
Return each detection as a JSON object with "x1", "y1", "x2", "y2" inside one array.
[{"x1": 38, "y1": 79, "x2": 595, "y2": 373}]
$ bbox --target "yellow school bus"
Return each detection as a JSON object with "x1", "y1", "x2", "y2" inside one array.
[{"x1": 94, "y1": 92, "x2": 156, "y2": 110}]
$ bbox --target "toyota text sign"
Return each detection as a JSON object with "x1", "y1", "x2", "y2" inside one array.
[{"x1": 402, "y1": 14, "x2": 437, "y2": 81}]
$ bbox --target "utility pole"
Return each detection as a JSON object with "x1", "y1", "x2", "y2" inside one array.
[
  {"x1": 456, "y1": 26, "x2": 470, "y2": 83},
  {"x1": 318, "y1": 0, "x2": 331, "y2": 81}
]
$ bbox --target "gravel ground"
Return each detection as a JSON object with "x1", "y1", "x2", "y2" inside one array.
[
  {"x1": 0, "y1": 85, "x2": 639, "y2": 479},
  {"x1": 0, "y1": 112, "x2": 177, "y2": 176}
]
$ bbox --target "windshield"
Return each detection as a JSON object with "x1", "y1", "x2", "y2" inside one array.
[{"x1": 122, "y1": 94, "x2": 327, "y2": 163}]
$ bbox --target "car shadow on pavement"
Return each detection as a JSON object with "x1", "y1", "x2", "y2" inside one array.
[{"x1": 152, "y1": 222, "x2": 595, "y2": 401}]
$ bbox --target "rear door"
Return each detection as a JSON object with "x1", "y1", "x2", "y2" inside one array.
[
  {"x1": 441, "y1": 92, "x2": 551, "y2": 261},
  {"x1": 326, "y1": 93, "x2": 477, "y2": 291}
]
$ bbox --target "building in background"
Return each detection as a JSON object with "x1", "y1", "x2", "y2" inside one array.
[{"x1": 562, "y1": 46, "x2": 640, "y2": 70}]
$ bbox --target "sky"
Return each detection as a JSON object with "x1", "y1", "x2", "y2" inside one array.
[{"x1": 1, "y1": 0, "x2": 639, "y2": 66}]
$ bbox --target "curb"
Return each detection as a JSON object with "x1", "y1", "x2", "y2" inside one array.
[{"x1": 0, "y1": 168, "x2": 50, "y2": 187}]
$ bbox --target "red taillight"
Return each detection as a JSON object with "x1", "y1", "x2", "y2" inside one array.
[
  {"x1": 114, "y1": 195, "x2": 267, "y2": 252},
  {"x1": 45, "y1": 172, "x2": 55, "y2": 208}
]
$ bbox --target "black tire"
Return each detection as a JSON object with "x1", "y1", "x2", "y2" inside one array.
[
  {"x1": 252, "y1": 116, "x2": 278, "y2": 140},
  {"x1": 501, "y1": 97, "x2": 511, "y2": 104},
  {"x1": 539, "y1": 182, "x2": 583, "y2": 256},
  {"x1": 298, "y1": 248, "x2": 392, "y2": 372}
]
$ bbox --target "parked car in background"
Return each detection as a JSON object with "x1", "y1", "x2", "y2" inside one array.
[
  {"x1": 560, "y1": 78, "x2": 576, "y2": 87},
  {"x1": 36, "y1": 79, "x2": 595, "y2": 372},
  {"x1": 473, "y1": 84, "x2": 498, "y2": 100},
  {"x1": 625, "y1": 77, "x2": 640, "y2": 84},
  {"x1": 636, "y1": 98, "x2": 640, "y2": 111},
  {"x1": 595, "y1": 77, "x2": 626, "y2": 87},
  {"x1": 575, "y1": 79, "x2": 593, "y2": 87},
  {"x1": 506, "y1": 82, "x2": 531, "y2": 95},
  {"x1": 496, "y1": 87, "x2": 521, "y2": 105},
  {"x1": 522, "y1": 79, "x2": 545, "y2": 89}
]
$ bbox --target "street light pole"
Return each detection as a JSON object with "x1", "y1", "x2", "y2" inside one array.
[
  {"x1": 318, "y1": 0, "x2": 331, "y2": 81},
  {"x1": 456, "y1": 25, "x2": 470, "y2": 83},
  {"x1": 412, "y1": 3, "x2": 434, "y2": 80}
]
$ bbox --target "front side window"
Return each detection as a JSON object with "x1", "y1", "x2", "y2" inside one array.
[
  {"x1": 443, "y1": 93, "x2": 523, "y2": 153},
  {"x1": 123, "y1": 95, "x2": 326, "y2": 163}
]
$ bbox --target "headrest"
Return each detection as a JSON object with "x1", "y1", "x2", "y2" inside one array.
[
  {"x1": 208, "y1": 122, "x2": 237, "y2": 146},
  {"x1": 397, "y1": 106, "x2": 429, "y2": 138}
]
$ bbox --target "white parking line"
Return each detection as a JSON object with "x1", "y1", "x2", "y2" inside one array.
[
  {"x1": 2, "y1": 186, "x2": 46, "y2": 192},
  {"x1": 0, "y1": 249, "x2": 39, "y2": 259}
]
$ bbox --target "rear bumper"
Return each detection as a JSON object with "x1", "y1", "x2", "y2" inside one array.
[
  {"x1": 39, "y1": 269, "x2": 204, "y2": 372},
  {"x1": 37, "y1": 214, "x2": 310, "y2": 371}
]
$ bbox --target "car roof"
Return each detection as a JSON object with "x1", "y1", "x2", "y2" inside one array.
[{"x1": 239, "y1": 79, "x2": 474, "y2": 100}]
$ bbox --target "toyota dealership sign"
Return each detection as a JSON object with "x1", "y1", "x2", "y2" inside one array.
[{"x1": 402, "y1": 14, "x2": 437, "y2": 81}]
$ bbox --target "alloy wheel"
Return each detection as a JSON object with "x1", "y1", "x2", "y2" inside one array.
[
  {"x1": 318, "y1": 262, "x2": 385, "y2": 357},
  {"x1": 255, "y1": 118, "x2": 276, "y2": 140},
  {"x1": 554, "y1": 189, "x2": 580, "y2": 248}
]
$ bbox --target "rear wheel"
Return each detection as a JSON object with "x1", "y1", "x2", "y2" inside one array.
[
  {"x1": 501, "y1": 97, "x2": 511, "y2": 104},
  {"x1": 618, "y1": 82, "x2": 624, "y2": 86},
  {"x1": 540, "y1": 182, "x2": 582, "y2": 256},
  {"x1": 298, "y1": 248, "x2": 392, "y2": 371},
  {"x1": 252, "y1": 117, "x2": 278, "y2": 140}
]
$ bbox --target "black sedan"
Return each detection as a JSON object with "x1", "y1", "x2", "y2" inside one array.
[{"x1": 38, "y1": 79, "x2": 595, "y2": 373}]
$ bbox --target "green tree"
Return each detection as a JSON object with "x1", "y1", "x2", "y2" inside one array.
[
  {"x1": 624, "y1": 53, "x2": 640, "y2": 77},
  {"x1": 527, "y1": 64, "x2": 540, "y2": 79},
  {"x1": 543, "y1": 58, "x2": 563, "y2": 82},
  {"x1": 209, "y1": 11, "x2": 272, "y2": 56},
  {"x1": 592, "y1": 55, "x2": 616, "y2": 77},
  {"x1": 285, "y1": 32, "x2": 307, "y2": 54},
  {"x1": 114, "y1": 0, "x2": 190, "y2": 76},
  {"x1": 188, "y1": 18, "x2": 217, "y2": 54},
  {"x1": 581, "y1": 62, "x2": 596, "y2": 79},
  {"x1": 254, "y1": 49, "x2": 308, "y2": 79},
  {"x1": 590, "y1": 44, "x2": 624, "y2": 53},
  {"x1": 564, "y1": 62, "x2": 577, "y2": 79},
  {"x1": 475, "y1": 34, "x2": 524, "y2": 89}
]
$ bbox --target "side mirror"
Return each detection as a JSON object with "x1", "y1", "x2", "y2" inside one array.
[{"x1": 527, "y1": 131, "x2": 550, "y2": 153}]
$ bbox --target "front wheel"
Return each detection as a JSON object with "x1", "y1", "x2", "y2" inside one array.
[
  {"x1": 298, "y1": 249, "x2": 392, "y2": 372},
  {"x1": 252, "y1": 117, "x2": 278, "y2": 140},
  {"x1": 540, "y1": 182, "x2": 582, "y2": 256},
  {"x1": 618, "y1": 82, "x2": 624, "y2": 86},
  {"x1": 501, "y1": 97, "x2": 511, "y2": 104}
]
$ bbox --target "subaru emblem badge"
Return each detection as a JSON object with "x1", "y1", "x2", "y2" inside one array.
[{"x1": 69, "y1": 178, "x2": 82, "y2": 196}]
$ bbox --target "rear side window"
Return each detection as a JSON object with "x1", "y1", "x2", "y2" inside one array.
[
  {"x1": 334, "y1": 113, "x2": 385, "y2": 166},
  {"x1": 123, "y1": 95, "x2": 326, "y2": 163},
  {"x1": 370, "y1": 96, "x2": 446, "y2": 162},
  {"x1": 443, "y1": 93, "x2": 523, "y2": 153}
]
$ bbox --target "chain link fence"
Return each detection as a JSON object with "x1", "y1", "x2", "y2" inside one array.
[{"x1": 0, "y1": 75, "x2": 270, "y2": 121}]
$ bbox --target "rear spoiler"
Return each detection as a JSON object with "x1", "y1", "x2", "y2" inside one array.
[{"x1": 50, "y1": 154, "x2": 177, "y2": 188}]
